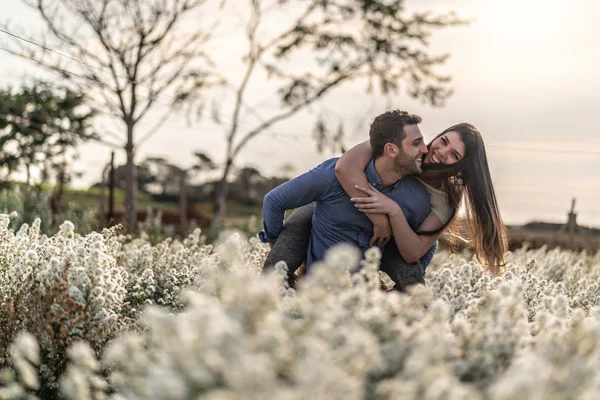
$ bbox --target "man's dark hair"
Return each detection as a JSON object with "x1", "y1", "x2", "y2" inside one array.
[{"x1": 369, "y1": 109, "x2": 422, "y2": 157}]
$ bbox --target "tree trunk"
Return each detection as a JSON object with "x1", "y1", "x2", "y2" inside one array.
[
  {"x1": 124, "y1": 123, "x2": 136, "y2": 232},
  {"x1": 25, "y1": 164, "x2": 31, "y2": 187},
  {"x1": 179, "y1": 171, "x2": 188, "y2": 235},
  {"x1": 99, "y1": 164, "x2": 108, "y2": 227},
  {"x1": 56, "y1": 165, "x2": 66, "y2": 210},
  {"x1": 212, "y1": 158, "x2": 233, "y2": 227},
  {"x1": 108, "y1": 151, "x2": 115, "y2": 225}
]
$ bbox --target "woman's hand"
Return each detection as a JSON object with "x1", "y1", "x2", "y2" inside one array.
[{"x1": 351, "y1": 184, "x2": 402, "y2": 216}]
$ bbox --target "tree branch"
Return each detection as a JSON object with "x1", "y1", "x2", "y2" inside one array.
[
  {"x1": 232, "y1": 65, "x2": 362, "y2": 158},
  {"x1": 257, "y1": 1, "x2": 318, "y2": 56},
  {"x1": 136, "y1": 104, "x2": 182, "y2": 147},
  {"x1": 224, "y1": 0, "x2": 262, "y2": 157},
  {"x1": 90, "y1": 136, "x2": 123, "y2": 150}
]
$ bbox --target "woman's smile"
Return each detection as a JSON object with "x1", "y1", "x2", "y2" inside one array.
[
  {"x1": 424, "y1": 130, "x2": 465, "y2": 165},
  {"x1": 425, "y1": 151, "x2": 442, "y2": 164}
]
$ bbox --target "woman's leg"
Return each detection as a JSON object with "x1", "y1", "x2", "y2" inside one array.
[
  {"x1": 379, "y1": 241, "x2": 425, "y2": 292},
  {"x1": 262, "y1": 203, "x2": 315, "y2": 284}
]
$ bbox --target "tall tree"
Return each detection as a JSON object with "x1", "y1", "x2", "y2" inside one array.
[
  {"x1": 188, "y1": 151, "x2": 217, "y2": 192},
  {"x1": 140, "y1": 156, "x2": 185, "y2": 196},
  {"x1": 110, "y1": 151, "x2": 216, "y2": 196},
  {"x1": 0, "y1": 82, "x2": 97, "y2": 189},
  {"x1": 211, "y1": 0, "x2": 465, "y2": 225},
  {"x1": 7, "y1": 0, "x2": 222, "y2": 230},
  {"x1": 111, "y1": 163, "x2": 157, "y2": 194},
  {"x1": 190, "y1": 151, "x2": 217, "y2": 177},
  {"x1": 235, "y1": 166, "x2": 264, "y2": 204},
  {"x1": 278, "y1": 162, "x2": 296, "y2": 180},
  {"x1": 138, "y1": 153, "x2": 215, "y2": 232}
]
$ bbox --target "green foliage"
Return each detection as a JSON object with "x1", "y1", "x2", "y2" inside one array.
[
  {"x1": 0, "y1": 187, "x2": 52, "y2": 234},
  {"x1": 0, "y1": 82, "x2": 97, "y2": 186},
  {"x1": 266, "y1": 0, "x2": 466, "y2": 108},
  {"x1": 137, "y1": 208, "x2": 176, "y2": 245},
  {"x1": 0, "y1": 186, "x2": 97, "y2": 235},
  {"x1": 108, "y1": 151, "x2": 217, "y2": 197}
]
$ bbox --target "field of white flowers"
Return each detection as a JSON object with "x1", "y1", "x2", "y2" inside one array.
[{"x1": 1, "y1": 213, "x2": 600, "y2": 400}]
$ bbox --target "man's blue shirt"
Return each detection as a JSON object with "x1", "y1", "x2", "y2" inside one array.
[{"x1": 260, "y1": 158, "x2": 437, "y2": 270}]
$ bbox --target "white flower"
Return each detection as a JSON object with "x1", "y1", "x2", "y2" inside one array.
[
  {"x1": 323, "y1": 243, "x2": 361, "y2": 271},
  {"x1": 13, "y1": 358, "x2": 39, "y2": 390},
  {"x1": 12, "y1": 332, "x2": 40, "y2": 366},
  {"x1": 68, "y1": 342, "x2": 100, "y2": 372},
  {"x1": 0, "y1": 210, "x2": 595, "y2": 400}
]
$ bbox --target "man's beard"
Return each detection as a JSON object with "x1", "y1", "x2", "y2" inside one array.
[{"x1": 394, "y1": 151, "x2": 422, "y2": 175}]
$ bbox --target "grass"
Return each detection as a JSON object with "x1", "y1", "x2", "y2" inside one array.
[
  {"x1": 60, "y1": 186, "x2": 263, "y2": 230},
  {"x1": 61, "y1": 186, "x2": 180, "y2": 212}
]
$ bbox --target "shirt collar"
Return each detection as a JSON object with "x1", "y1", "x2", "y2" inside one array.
[
  {"x1": 365, "y1": 158, "x2": 384, "y2": 190},
  {"x1": 365, "y1": 158, "x2": 403, "y2": 191}
]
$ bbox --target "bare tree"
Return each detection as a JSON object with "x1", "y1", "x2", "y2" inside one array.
[
  {"x1": 211, "y1": 0, "x2": 466, "y2": 226},
  {"x1": 6, "y1": 0, "x2": 222, "y2": 230}
]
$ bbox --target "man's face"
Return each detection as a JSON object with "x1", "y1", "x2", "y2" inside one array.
[{"x1": 393, "y1": 124, "x2": 428, "y2": 175}]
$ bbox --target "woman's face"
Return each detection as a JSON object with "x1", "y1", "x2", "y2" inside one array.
[{"x1": 424, "y1": 130, "x2": 466, "y2": 165}]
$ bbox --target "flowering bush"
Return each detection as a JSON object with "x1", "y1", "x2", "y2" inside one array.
[
  {"x1": 0, "y1": 216, "x2": 600, "y2": 399},
  {"x1": 0, "y1": 215, "x2": 211, "y2": 396}
]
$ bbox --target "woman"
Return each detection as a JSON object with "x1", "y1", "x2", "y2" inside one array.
[
  {"x1": 346, "y1": 123, "x2": 507, "y2": 275},
  {"x1": 264, "y1": 123, "x2": 507, "y2": 288}
]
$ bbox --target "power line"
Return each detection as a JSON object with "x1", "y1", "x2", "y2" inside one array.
[
  {"x1": 497, "y1": 189, "x2": 600, "y2": 202},
  {"x1": 486, "y1": 144, "x2": 600, "y2": 157},
  {"x1": 0, "y1": 4, "x2": 279, "y2": 99},
  {"x1": 2, "y1": 28, "x2": 599, "y2": 158},
  {"x1": 0, "y1": 21, "x2": 332, "y2": 142},
  {"x1": 0, "y1": 28, "x2": 152, "y2": 89},
  {"x1": 0, "y1": 28, "x2": 192, "y2": 111},
  {"x1": 272, "y1": 134, "x2": 315, "y2": 154},
  {"x1": 0, "y1": 45, "x2": 177, "y2": 111},
  {"x1": 0, "y1": 48, "x2": 298, "y2": 146},
  {"x1": 0, "y1": 27, "x2": 98, "y2": 69},
  {"x1": 0, "y1": 27, "x2": 280, "y2": 140}
]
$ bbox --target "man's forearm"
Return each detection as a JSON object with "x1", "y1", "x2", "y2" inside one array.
[
  {"x1": 261, "y1": 190, "x2": 290, "y2": 243},
  {"x1": 367, "y1": 212, "x2": 389, "y2": 227},
  {"x1": 260, "y1": 159, "x2": 336, "y2": 243}
]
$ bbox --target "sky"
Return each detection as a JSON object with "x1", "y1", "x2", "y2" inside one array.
[{"x1": 1, "y1": 0, "x2": 600, "y2": 227}]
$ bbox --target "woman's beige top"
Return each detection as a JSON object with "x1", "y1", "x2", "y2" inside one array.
[{"x1": 417, "y1": 179, "x2": 452, "y2": 224}]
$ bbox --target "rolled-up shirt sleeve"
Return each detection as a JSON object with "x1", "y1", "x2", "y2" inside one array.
[{"x1": 260, "y1": 158, "x2": 339, "y2": 243}]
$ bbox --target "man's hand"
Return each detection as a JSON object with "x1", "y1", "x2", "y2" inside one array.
[{"x1": 370, "y1": 219, "x2": 392, "y2": 247}]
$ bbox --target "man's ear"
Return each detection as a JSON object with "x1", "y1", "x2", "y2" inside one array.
[{"x1": 383, "y1": 142, "x2": 399, "y2": 158}]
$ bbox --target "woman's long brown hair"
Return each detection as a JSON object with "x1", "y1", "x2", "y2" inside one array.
[{"x1": 418, "y1": 123, "x2": 508, "y2": 275}]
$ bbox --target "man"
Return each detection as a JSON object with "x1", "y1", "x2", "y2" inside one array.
[{"x1": 259, "y1": 110, "x2": 436, "y2": 290}]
